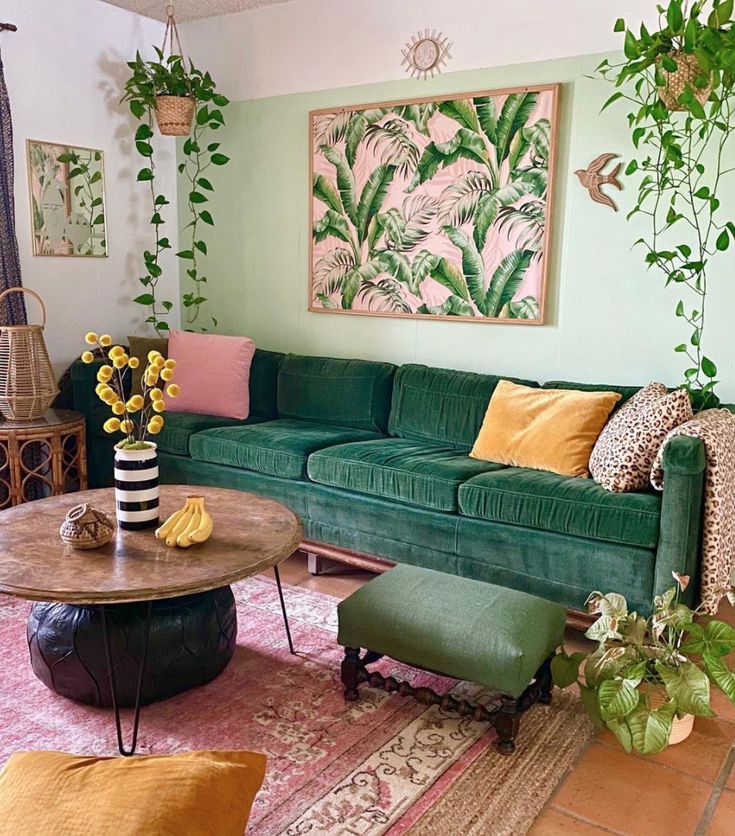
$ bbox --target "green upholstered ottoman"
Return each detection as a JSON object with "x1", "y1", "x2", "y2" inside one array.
[{"x1": 337, "y1": 565, "x2": 566, "y2": 754}]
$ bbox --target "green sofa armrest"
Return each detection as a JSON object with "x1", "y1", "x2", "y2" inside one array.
[{"x1": 655, "y1": 435, "x2": 706, "y2": 607}]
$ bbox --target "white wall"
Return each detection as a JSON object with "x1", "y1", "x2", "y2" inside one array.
[
  {"x1": 181, "y1": 0, "x2": 660, "y2": 101},
  {"x1": 3, "y1": 0, "x2": 180, "y2": 377}
]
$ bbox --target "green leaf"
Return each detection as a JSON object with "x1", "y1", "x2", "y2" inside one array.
[
  {"x1": 627, "y1": 700, "x2": 675, "y2": 754},
  {"x1": 702, "y1": 356, "x2": 718, "y2": 378},
  {"x1": 313, "y1": 173, "x2": 343, "y2": 214},
  {"x1": 428, "y1": 256, "x2": 470, "y2": 302},
  {"x1": 137, "y1": 168, "x2": 153, "y2": 182},
  {"x1": 135, "y1": 123, "x2": 153, "y2": 141},
  {"x1": 551, "y1": 652, "x2": 586, "y2": 689},
  {"x1": 473, "y1": 194, "x2": 500, "y2": 252},
  {"x1": 716, "y1": 230, "x2": 730, "y2": 251},
  {"x1": 682, "y1": 620, "x2": 735, "y2": 657},
  {"x1": 341, "y1": 268, "x2": 361, "y2": 309},
  {"x1": 598, "y1": 679, "x2": 641, "y2": 720},
  {"x1": 614, "y1": 17, "x2": 626, "y2": 32},
  {"x1": 89, "y1": 171, "x2": 102, "y2": 184},
  {"x1": 408, "y1": 129, "x2": 489, "y2": 191},
  {"x1": 176, "y1": 249, "x2": 195, "y2": 260},
  {"x1": 704, "y1": 655, "x2": 735, "y2": 702},
  {"x1": 321, "y1": 145, "x2": 358, "y2": 225},
  {"x1": 356, "y1": 165, "x2": 395, "y2": 241},
  {"x1": 417, "y1": 295, "x2": 476, "y2": 317},
  {"x1": 473, "y1": 96, "x2": 497, "y2": 144},
  {"x1": 313, "y1": 209, "x2": 351, "y2": 244},
  {"x1": 709, "y1": 0, "x2": 733, "y2": 26},
  {"x1": 345, "y1": 114, "x2": 367, "y2": 168},
  {"x1": 198, "y1": 177, "x2": 214, "y2": 191},
  {"x1": 438, "y1": 99, "x2": 482, "y2": 133},
  {"x1": 92, "y1": 213, "x2": 104, "y2": 225},
  {"x1": 601, "y1": 91, "x2": 625, "y2": 112},
  {"x1": 483, "y1": 249, "x2": 534, "y2": 318},
  {"x1": 494, "y1": 92, "x2": 538, "y2": 166},
  {"x1": 579, "y1": 683, "x2": 604, "y2": 728},
  {"x1": 443, "y1": 225, "x2": 486, "y2": 308},
  {"x1": 207, "y1": 142, "x2": 221, "y2": 153},
  {"x1": 200, "y1": 210, "x2": 214, "y2": 226},
  {"x1": 374, "y1": 251, "x2": 414, "y2": 291},
  {"x1": 130, "y1": 99, "x2": 145, "y2": 119},
  {"x1": 135, "y1": 141, "x2": 153, "y2": 157},
  {"x1": 189, "y1": 191, "x2": 208, "y2": 204},
  {"x1": 210, "y1": 153, "x2": 230, "y2": 165},
  {"x1": 194, "y1": 240, "x2": 207, "y2": 255},
  {"x1": 667, "y1": 1, "x2": 684, "y2": 33},
  {"x1": 657, "y1": 661, "x2": 715, "y2": 717},
  {"x1": 133, "y1": 293, "x2": 155, "y2": 305},
  {"x1": 606, "y1": 716, "x2": 634, "y2": 752}
]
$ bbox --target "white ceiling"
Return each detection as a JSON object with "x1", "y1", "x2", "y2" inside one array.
[{"x1": 98, "y1": 0, "x2": 298, "y2": 22}]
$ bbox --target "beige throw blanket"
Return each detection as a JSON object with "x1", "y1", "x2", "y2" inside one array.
[{"x1": 651, "y1": 408, "x2": 735, "y2": 614}]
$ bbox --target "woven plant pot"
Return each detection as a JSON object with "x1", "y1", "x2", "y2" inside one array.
[
  {"x1": 0, "y1": 288, "x2": 58, "y2": 421},
  {"x1": 644, "y1": 684, "x2": 695, "y2": 745},
  {"x1": 154, "y1": 95, "x2": 194, "y2": 136},
  {"x1": 658, "y1": 51, "x2": 713, "y2": 112}
]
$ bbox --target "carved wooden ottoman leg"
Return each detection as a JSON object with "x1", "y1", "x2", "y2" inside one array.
[
  {"x1": 537, "y1": 655, "x2": 554, "y2": 706},
  {"x1": 341, "y1": 647, "x2": 361, "y2": 702},
  {"x1": 493, "y1": 695, "x2": 521, "y2": 755}
]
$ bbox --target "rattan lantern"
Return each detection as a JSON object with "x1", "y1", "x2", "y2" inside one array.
[
  {"x1": 0, "y1": 288, "x2": 59, "y2": 420},
  {"x1": 153, "y1": 5, "x2": 194, "y2": 136},
  {"x1": 658, "y1": 51, "x2": 713, "y2": 112}
]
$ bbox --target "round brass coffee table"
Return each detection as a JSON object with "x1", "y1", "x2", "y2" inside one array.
[{"x1": 0, "y1": 485, "x2": 303, "y2": 755}]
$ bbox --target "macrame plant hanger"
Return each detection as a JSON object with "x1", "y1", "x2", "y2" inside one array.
[{"x1": 153, "y1": 4, "x2": 194, "y2": 136}]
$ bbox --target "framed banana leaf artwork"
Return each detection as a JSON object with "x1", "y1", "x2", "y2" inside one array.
[
  {"x1": 309, "y1": 84, "x2": 560, "y2": 323},
  {"x1": 26, "y1": 139, "x2": 107, "y2": 257}
]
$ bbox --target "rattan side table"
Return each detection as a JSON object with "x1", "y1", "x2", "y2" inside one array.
[{"x1": 0, "y1": 408, "x2": 87, "y2": 509}]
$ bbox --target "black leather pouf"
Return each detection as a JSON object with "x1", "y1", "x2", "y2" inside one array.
[{"x1": 27, "y1": 586, "x2": 237, "y2": 707}]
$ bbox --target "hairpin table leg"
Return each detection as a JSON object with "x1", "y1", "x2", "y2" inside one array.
[
  {"x1": 100, "y1": 600, "x2": 152, "y2": 757},
  {"x1": 273, "y1": 564, "x2": 295, "y2": 655}
]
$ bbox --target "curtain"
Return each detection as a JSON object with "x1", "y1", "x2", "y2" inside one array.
[{"x1": 0, "y1": 45, "x2": 27, "y2": 326}]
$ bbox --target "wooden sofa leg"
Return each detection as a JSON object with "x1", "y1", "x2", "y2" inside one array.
[
  {"x1": 493, "y1": 696, "x2": 521, "y2": 755},
  {"x1": 341, "y1": 647, "x2": 361, "y2": 702},
  {"x1": 307, "y1": 553, "x2": 323, "y2": 575},
  {"x1": 537, "y1": 655, "x2": 554, "y2": 705}
]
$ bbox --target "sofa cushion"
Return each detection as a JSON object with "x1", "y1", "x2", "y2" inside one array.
[
  {"x1": 458, "y1": 468, "x2": 661, "y2": 548},
  {"x1": 190, "y1": 419, "x2": 381, "y2": 480},
  {"x1": 388, "y1": 364, "x2": 538, "y2": 450},
  {"x1": 249, "y1": 348, "x2": 283, "y2": 419},
  {"x1": 277, "y1": 355, "x2": 395, "y2": 432},
  {"x1": 307, "y1": 438, "x2": 505, "y2": 512},
  {"x1": 543, "y1": 380, "x2": 642, "y2": 406}
]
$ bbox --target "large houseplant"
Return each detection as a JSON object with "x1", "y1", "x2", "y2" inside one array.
[
  {"x1": 553, "y1": 573, "x2": 735, "y2": 754},
  {"x1": 122, "y1": 49, "x2": 230, "y2": 334},
  {"x1": 598, "y1": 0, "x2": 735, "y2": 405}
]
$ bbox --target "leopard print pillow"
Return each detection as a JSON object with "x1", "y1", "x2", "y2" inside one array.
[{"x1": 589, "y1": 382, "x2": 693, "y2": 493}]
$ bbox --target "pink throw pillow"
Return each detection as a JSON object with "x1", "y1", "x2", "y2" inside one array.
[{"x1": 164, "y1": 330, "x2": 256, "y2": 419}]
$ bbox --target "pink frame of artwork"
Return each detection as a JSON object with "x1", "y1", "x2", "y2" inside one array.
[{"x1": 308, "y1": 83, "x2": 560, "y2": 325}]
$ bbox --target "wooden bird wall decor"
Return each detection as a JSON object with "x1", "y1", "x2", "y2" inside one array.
[{"x1": 575, "y1": 153, "x2": 623, "y2": 212}]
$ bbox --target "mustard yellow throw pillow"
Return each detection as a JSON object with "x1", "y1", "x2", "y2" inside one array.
[
  {"x1": 470, "y1": 380, "x2": 622, "y2": 477},
  {"x1": 0, "y1": 749, "x2": 266, "y2": 836}
]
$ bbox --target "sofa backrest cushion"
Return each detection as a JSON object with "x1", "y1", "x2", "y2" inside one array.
[
  {"x1": 250, "y1": 349, "x2": 284, "y2": 419},
  {"x1": 389, "y1": 364, "x2": 539, "y2": 449},
  {"x1": 542, "y1": 380, "x2": 641, "y2": 406},
  {"x1": 277, "y1": 355, "x2": 396, "y2": 432}
]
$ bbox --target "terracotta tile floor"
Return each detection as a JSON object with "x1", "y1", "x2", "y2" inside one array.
[{"x1": 267, "y1": 552, "x2": 735, "y2": 836}]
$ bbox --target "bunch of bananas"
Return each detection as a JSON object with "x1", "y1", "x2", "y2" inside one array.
[{"x1": 155, "y1": 496, "x2": 213, "y2": 548}]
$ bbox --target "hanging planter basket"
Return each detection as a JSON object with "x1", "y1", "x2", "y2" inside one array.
[
  {"x1": 0, "y1": 288, "x2": 59, "y2": 421},
  {"x1": 155, "y1": 94, "x2": 195, "y2": 136},
  {"x1": 657, "y1": 51, "x2": 713, "y2": 112}
]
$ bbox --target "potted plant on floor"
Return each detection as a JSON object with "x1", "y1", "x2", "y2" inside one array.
[
  {"x1": 552, "y1": 573, "x2": 735, "y2": 754},
  {"x1": 80, "y1": 332, "x2": 180, "y2": 529}
]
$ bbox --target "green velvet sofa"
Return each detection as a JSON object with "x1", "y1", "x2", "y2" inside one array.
[{"x1": 72, "y1": 351, "x2": 708, "y2": 617}]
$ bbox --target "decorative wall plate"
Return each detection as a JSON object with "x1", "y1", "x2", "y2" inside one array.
[{"x1": 401, "y1": 30, "x2": 452, "y2": 80}]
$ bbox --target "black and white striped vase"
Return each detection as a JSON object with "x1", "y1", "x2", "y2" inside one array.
[{"x1": 113, "y1": 443, "x2": 160, "y2": 530}]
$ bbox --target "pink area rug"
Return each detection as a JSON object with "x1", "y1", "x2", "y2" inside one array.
[{"x1": 0, "y1": 576, "x2": 502, "y2": 834}]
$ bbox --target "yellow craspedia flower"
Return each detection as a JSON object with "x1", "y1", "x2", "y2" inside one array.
[
  {"x1": 165, "y1": 383, "x2": 180, "y2": 398},
  {"x1": 113, "y1": 354, "x2": 128, "y2": 369},
  {"x1": 84, "y1": 332, "x2": 98, "y2": 345},
  {"x1": 109, "y1": 346, "x2": 125, "y2": 359},
  {"x1": 120, "y1": 419, "x2": 135, "y2": 434},
  {"x1": 99, "y1": 335, "x2": 112, "y2": 347},
  {"x1": 81, "y1": 351, "x2": 95, "y2": 364},
  {"x1": 111, "y1": 401, "x2": 125, "y2": 416},
  {"x1": 146, "y1": 421, "x2": 162, "y2": 435},
  {"x1": 128, "y1": 356, "x2": 140, "y2": 369},
  {"x1": 147, "y1": 350, "x2": 162, "y2": 363},
  {"x1": 160, "y1": 368, "x2": 174, "y2": 382},
  {"x1": 126, "y1": 395, "x2": 144, "y2": 412},
  {"x1": 103, "y1": 417, "x2": 121, "y2": 433},
  {"x1": 95, "y1": 383, "x2": 108, "y2": 396},
  {"x1": 164, "y1": 359, "x2": 177, "y2": 371},
  {"x1": 149, "y1": 413, "x2": 164, "y2": 426},
  {"x1": 101, "y1": 389, "x2": 117, "y2": 405},
  {"x1": 97, "y1": 365, "x2": 113, "y2": 383},
  {"x1": 151, "y1": 399, "x2": 166, "y2": 413},
  {"x1": 149, "y1": 387, "x2": 163, "y2": 400}
]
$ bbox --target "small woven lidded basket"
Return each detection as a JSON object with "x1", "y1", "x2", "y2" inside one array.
[
  {"x1": 0, "y1": 288, "x2": 59, "y2": 421},
  {"x1": 657, "y1": 51, "x2": 713, "y2": 112},
  {"x1": 155, "y1": 95, "x2": 195, "y2": 136}
]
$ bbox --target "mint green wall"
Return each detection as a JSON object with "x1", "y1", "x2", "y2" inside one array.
[{"x1": 180, "y1": 53, "x2": 735, "y2": 399}]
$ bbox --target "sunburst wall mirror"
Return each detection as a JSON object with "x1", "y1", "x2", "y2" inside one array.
[{"x1": 401, "y1": 30, "x2": 452, "y2": 80}]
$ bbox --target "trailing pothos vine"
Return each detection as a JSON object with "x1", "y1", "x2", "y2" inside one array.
[
  {"x1": 123, "y1": 49, "x2": 230, "y2": 334},
  {"x1": 598, "y1": 0, "x2": 735, "y2": 404}
]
